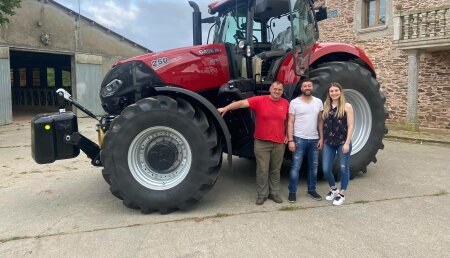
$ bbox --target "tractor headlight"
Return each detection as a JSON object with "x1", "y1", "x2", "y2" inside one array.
[
  {"x1": 238, "y1": 40, "x2": 246, "y2": 50},
  {"x1": 101, "y1": 79, "x2": 123, "y2": 97}
]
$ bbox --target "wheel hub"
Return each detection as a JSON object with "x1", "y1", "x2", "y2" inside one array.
[
  {"x1": 128, "y1": 126, "x2": 192, "y2": 190},
  {"x1": 147, "y1": 142, "x2": 177, "y2": 171}
]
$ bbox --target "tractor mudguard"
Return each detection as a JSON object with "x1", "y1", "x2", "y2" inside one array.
[{"x1": 154, "y1": 86, "x2": 233, "y2": 169}]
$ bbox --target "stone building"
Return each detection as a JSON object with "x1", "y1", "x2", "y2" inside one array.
[
  {"x1": 0, "y1": 0, "x2": 151, "y2": 125},
  {"x1": 315, "y1": 0, "x2": 450, "y2": 130}
]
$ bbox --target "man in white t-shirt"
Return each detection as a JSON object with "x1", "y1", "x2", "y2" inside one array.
[{"x1": 287, "y1": 80, "x2": 324, "y2": 203}]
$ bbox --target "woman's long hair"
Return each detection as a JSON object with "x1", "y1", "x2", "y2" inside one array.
[{"x1": 323, "y1": 82, "x2": 347, "y2": 119}]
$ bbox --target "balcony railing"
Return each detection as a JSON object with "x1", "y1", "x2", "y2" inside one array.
[{"x1": 393, "y1": 5, "x2": 450, "y2": 50}]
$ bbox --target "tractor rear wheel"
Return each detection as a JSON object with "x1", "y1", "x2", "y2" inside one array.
[
  {"x1": 309, "y1": 61, "x2": 388, "y2": 178},
  {"x1": 101, "y1": 96, "x2": 222, "y2": 214}
]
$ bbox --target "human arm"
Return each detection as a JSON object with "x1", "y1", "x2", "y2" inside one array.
[
  {"x1": 287, "y1": 113, "x2": 295, "y2": 152},
  {"x1": 317, "y1": 111, "x2": 324, "y2": 150},
  {"x1": 342, "y1": 103, "x2": 354, "y2": 154},
  {"x1": 217, "y1": 99, "x2": 250, "y2": 117},
  {"x1": 284, "y1": 118, "x2": 289, "y2": 144}
]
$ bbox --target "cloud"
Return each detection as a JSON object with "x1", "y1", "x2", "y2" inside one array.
[
  {"x1": 86, "y1": 1, "x2": 139, "y2": 30},
  {"x1": 127, "y1": 0, "x2": 213, "y2": 51},
  {"x1": 54, "y1": 0, "x2": 220, "y2": 52}
]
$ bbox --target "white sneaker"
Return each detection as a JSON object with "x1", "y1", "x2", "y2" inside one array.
[
  {"x1": 333, "y1": 194, "x2": 345, "y2": 206},
  {"x1": 325, "y1": 188, "x2": 339, "y2": 201}
]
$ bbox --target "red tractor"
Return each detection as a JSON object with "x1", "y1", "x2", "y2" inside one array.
[{"x1": 31, "y1": 0, "x2": 387, "y2": 214}]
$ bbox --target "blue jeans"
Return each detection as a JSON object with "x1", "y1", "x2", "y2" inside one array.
[
  {"x1": 322, "y1": 143, "x2": 352, "y2": 190},
  {"x1": 288, "y1": 137, "x2": 319, "y2": 193}
]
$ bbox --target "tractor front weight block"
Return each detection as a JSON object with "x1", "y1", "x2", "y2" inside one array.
[{"x1": 31, "y1": 112, "x2": 101, "y2": 166}]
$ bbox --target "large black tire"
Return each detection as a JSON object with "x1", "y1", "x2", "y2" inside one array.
[
  {"x1": 101, "y1": 96, "x2": 222, "y2": 214},
  {"x1": 309, "y1": 61, "x2": 388, "y2": 178}
]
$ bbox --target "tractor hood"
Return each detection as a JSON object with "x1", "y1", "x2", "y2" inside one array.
[{"x1": 100, "y1": 44, "x2": 230, "y2": 115}]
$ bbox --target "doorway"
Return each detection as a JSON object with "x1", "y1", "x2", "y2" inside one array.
[{"x1": 9, "y1": 50, "x2": 72, "y2": 121}]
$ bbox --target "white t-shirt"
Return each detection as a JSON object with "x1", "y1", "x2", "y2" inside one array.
[{"x1": 289, "y1": 97, "x2": 323, "y2": 139}]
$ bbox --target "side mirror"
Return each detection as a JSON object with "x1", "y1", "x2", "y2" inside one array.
[{"x1": 315, "y1": 6, "x2": 327, "y2": 22}]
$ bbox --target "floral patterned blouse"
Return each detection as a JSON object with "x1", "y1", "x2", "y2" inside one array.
[{"x1": 323, "y1": 106, "x2": 348, "y2": 146}]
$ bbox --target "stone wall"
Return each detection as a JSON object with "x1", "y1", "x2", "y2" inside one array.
[
  {"x1": 418, "y1": 51, "x2": 450, "y2": 128},
  {"x1": 315, "y1": 0, "x2": 450, "y2": 129}
]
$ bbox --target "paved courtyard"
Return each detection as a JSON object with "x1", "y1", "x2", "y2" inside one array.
[{"x1": 0, "y1": 119, "x2": 449, "y2": 257}]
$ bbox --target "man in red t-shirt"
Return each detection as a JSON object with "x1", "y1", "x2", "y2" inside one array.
[{"x1": 218, "y1": 81, "x2": 289, "y2": 205}]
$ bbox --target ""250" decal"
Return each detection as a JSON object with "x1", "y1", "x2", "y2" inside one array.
[
  {"x1": 151, "y1": 57, "x2": 169, "y2": 69},
  {"x1": 151, "y1": 57, "x2": 182, "y2": 70}
]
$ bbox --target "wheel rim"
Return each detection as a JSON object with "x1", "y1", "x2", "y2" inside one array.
[
  {"x1": 128, "y1": 126, "x2": 192, "y2": 190},
  {"x1": 344, "y1": 89, "x2": 372, "y2": 155}
]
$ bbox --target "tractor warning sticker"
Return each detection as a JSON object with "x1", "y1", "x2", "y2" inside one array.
[{"x1": 151, "y1": 57, "x2": 182, "y2": 70}]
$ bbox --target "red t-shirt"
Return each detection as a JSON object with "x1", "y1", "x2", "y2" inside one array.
[{"x1": 247, "y1": 95, "x2": 289, "y2": 143}]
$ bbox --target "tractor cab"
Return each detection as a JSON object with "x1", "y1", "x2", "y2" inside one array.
[
  {"x1": 208, "y1": 0, "x2": 320, "y2": 92},
  {"x1": 188, "y1": 0, "x2": 323, "y2": 157}
]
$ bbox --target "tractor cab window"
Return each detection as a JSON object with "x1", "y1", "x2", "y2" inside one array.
[
  {"x1": 215, "y1": 6, "x2": 262, "y2": 44},
  {"x1": 289, "y1": 0, "x2": 316, "y2": 75},
  {"x1": 290, "y1": 0, "x2": 315, "y2": 48}
]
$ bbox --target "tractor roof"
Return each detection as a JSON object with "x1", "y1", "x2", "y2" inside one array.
[{"x1": 209, "y1": 0, "x2": 290, "y2": 19}]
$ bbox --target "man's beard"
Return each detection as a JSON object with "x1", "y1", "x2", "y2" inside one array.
[{"x1": 302, "y1": 90, "x2": 312, "y2": 96}]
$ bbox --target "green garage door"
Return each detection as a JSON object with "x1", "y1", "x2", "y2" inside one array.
[{"x1": 0, "y1": 47, "x2": 12, "y2": 125}]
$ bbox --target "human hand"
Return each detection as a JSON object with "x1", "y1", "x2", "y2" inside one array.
[
  {"x1": 284, "y1": 136, "x2": 288, "y2": 144},
  {"x1": 288, "y1": 141, "x2": 295, "y2": 152},
  {"x1": 342, "y1": 143, "x2": 350, "y2": 154},
  {"x1": 317, "y1": 138, "x2": 323, "y2": 150},
  {"x1": 217, "y1": 107, "x2": 228, "y2": 117}
]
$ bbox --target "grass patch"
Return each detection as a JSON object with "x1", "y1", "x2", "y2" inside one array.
[
  {"x1": 353, "y1": 200, "x2": 370, "y2": 204},
  {"x1": 279, "y1": 205, "x2": 303, "y2": 211},
  {"x1": 213, "y1": 213, "x2": 230, "y2": 218},
  {"x1": 430, "y1": 190, "x2": 448, "y2": 196},
  {"x1": 193, "y1": 212, "x2": 231, "y2": 222},
  {"x1": 0, "y1": 236, "x2": 26, "y2": 243}
]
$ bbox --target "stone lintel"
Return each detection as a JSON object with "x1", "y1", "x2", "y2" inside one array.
[
  {"x1": 0, "y1": 47, "x2": 9, "y2": 59},
  {"x1": 76, "y1": 53, "x2": 103, "y2": 65}
]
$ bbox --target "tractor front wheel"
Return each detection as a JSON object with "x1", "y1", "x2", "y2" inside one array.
[{"x1": 101, "y1": 96, "x2": 222, "y2": 214}]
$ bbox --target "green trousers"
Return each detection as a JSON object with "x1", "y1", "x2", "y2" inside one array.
[{"x1": 254, "y1": 139, "x2": 286, "y2": 198}]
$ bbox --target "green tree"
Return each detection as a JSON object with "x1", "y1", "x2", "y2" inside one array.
[{"x1": 0, "y1": 0, "x2": 21, "y2": 25}]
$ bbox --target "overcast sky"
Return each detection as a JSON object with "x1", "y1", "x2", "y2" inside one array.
[{"x1": 54, "y1": 0, "x2": 215, "y2": 52}]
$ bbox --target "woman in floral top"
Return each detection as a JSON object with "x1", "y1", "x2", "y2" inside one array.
[{"x1": 322, "y1": 82, "x2": 354, "y2": 205}]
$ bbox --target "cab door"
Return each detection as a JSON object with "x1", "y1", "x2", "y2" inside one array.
[{"x1": 289, "y1": 0, "x2": 316, "y2": 76}]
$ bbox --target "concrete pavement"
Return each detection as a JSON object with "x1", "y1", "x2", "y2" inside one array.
[{"x1": 0, "y1": 119, "x2": 449, "y2": 257}]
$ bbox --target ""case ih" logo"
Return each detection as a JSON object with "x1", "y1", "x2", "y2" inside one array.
[{"x1": 198, "y1": 48, "x2": 220, "y2": 55}]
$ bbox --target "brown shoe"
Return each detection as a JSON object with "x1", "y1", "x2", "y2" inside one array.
[
  {"x1": 256, "y1": 196, "x2": 267, "y2": 205},
  {"x1": 268, "y1": 194, "x2": 283, "y2": 203}
]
